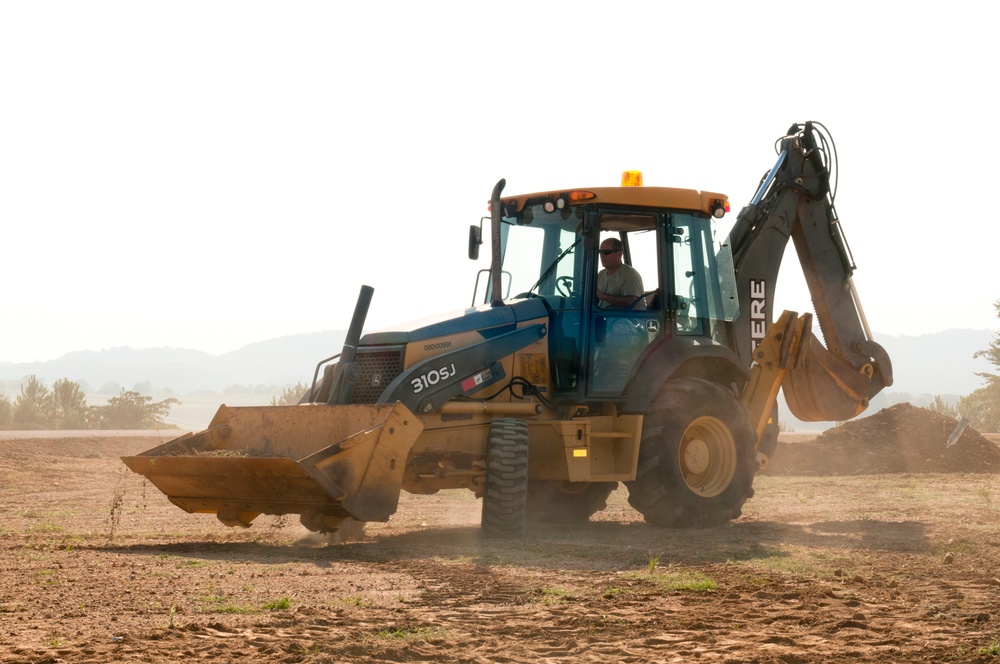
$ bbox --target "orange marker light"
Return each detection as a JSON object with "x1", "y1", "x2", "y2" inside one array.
[{"x1": 621, "y1": 170, "x2": 643, "y2": 187}]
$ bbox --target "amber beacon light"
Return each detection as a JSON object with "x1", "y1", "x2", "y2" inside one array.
[{"x1": 621, "y1": 170, "x2": 643, "y2": 187}]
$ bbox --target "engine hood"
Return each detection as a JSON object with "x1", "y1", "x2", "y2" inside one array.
[{"x1": 358, "y1": 298, "x2": 550, "y2": 347}]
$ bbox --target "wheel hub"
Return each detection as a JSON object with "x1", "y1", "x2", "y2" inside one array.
[
  {"x1": 678, "y1": 416, "x2": 738, "y2": 498},
  {"x1": 683, "y1": 438, "x2": 711, "y2": 474}
]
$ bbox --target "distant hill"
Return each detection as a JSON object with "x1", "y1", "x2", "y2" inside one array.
[
  {"x1": 0, "y1": 326, "x2": 994, "y2": 406},
  {"x1": 874, "y1": 328, "x2": 994, "y2": 396},
  {"x1": 0, "y1": 331, "x2": 347, "y2": 394}
]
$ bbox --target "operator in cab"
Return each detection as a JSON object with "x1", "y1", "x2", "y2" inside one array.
[{"x1": 596, "y1": 238, "x2": 645, "y2": 309}]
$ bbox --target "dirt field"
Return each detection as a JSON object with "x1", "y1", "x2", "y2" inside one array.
[{"x1": 2, "y1": 406, "x2": 1000, "y2": 663}]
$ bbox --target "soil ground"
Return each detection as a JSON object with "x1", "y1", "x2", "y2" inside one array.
[{"x1": 2, "y1": 404, "x2": 1000, "y2": 663}]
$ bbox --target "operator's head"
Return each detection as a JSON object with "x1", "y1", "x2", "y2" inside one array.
[{"x1": 599, "y1": 237, "x2": 624, "y2": 270}]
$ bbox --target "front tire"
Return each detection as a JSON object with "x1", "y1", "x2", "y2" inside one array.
[
  {"x1": 481, "y1": 418, "x2": 529, "y2": 538},
  {"x1": 626, "y1": 378, "x2": 757, "y2": 528}
]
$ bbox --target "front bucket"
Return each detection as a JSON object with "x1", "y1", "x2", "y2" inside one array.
[{"x1": 121, "y1": 402, "x2": 423, "y2": 529}]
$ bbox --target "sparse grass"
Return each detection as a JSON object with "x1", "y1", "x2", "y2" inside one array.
[
  {"x1": 978, "y1": 484, "x2": 993, "y2": 509},
  {"x1": 197, "y1": 584, "x2": 249, "y2": 614},
  {"x1": 979, "y1": 639, "x2": 1000, "y2": 657},
  {"x1": 624, "y1": 569, "x2": 717, "y2": 592},
  {"x1": 57, "y1": 536, "x2": 84, "y2": 550},
  {"x1": 261, "y1": 597, "x2": 292, "y2": 611},
  {"x1": 178, "y1": 559, "x2": 210, "y2": 568},
  {"x1": 372, "y1": 625, "x2": 445, "y2": 641},
  {"x1": 938, "y1": 539, "x2": 974, "y2": 555},
  {"x1": 646, "y1": 550, "x2": 663, "y2": 574},
  {"x1": 148, "y1": 571, "x2": 176, "y2": 579},
  {"x1": 195, "y1": 591, "x2": 290, "y2": 615},
  {"x1": 29, "y1": 520, "x2": 65, "y2": 534},
  {"x1": 19, "y1": 550, "x2": 48, "y2": 562},
  {"x1": 736, "y1": 573, "x2": 769, "y2": 587},
  {"x1": 656, "y1": 571, "x2": 717, "y2": 591},
  {"x1": 13, "y1": 508, "x2": 43, "y2": 519},
  {"x1": 536, "y1": 587, "x2": 574, "y2": 605}
]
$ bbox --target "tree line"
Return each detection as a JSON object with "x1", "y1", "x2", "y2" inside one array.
[
  {"x1": 923, "y1": 300, "x2": 1000, "y2": 431},
  {"x1": 0, "y1": 376, "x2": 179, "y2": 430}
]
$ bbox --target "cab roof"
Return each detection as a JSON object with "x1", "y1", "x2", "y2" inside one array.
[{"x1": 502, "y1": 186, "x2": 729, "y2": 217}]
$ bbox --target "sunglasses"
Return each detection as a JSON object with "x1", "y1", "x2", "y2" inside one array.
[{"x1": 599, "y1": 249, "x2": 621, "y2": 255}]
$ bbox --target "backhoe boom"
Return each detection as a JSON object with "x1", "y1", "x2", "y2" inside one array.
[{"x1": 729, "y1": 122, "x2": 892, "y2": 421}]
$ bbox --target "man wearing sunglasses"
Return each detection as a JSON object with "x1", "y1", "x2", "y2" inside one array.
[{"x1": 596, "y1": 238, "x2": 645, "y2": 309}]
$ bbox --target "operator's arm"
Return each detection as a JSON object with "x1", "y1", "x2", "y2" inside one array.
[
  {"x1": 597, "y1": 291, "x2": 640, "y2": 308},
  {"x1": 597, "y1": 266, "x2": 645, "y2": 309}
]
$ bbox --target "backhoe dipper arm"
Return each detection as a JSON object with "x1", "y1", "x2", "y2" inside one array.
[{"x1": 728, "y1": 122, "x2": 893, "y2": 421}]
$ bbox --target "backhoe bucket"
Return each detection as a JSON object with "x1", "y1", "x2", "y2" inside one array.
[
  {"x1": 781, "y1": 331, "x2": 873, "y2": 422},
  {"x1": 121, "y1": 403, "x2": 423, "y2": 530}
]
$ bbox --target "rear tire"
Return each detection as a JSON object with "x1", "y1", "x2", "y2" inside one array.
[
  {"x1": 626, "y1": 378, "x2": 757, "y2": 528},
  {"x1": 526, "y1": 481, "x2": 617, "y2": 523},
  {"x1": 481, "y1": 418, "x2": 529, "y2": 538}
]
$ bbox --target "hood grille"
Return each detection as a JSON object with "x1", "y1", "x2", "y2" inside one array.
[{"x1": 353, "y1": 346, "x2": 405, "y2": 404}]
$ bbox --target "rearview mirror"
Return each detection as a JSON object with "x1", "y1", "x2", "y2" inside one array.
[{"x1": 468, "y1": 225, "x2": 482, "y2": 260}]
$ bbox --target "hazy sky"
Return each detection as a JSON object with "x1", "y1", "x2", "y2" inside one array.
[{"x1": 2, "y1": 2, "x2": 996, "y2": 363}]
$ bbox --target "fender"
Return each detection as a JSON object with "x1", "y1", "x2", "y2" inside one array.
[
  {"x1": 622, "y1": 335, "x2": 748, "y2": 413},
  {"x1": 379, "y1": 323, "x2": 547, "y2": 413}
]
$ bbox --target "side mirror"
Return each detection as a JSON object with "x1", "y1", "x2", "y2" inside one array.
[{"x1": 468, "y1": 225, "x2": 482, "y2": 260}]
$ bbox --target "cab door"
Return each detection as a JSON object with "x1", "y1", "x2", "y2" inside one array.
[{"x1": 586, "y1": 212, "x2": 665, "y2": 397}]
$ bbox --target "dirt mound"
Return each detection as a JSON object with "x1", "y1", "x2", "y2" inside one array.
[{"x1": 765, "y1": 402, "x2": 1000, "y2": 475}]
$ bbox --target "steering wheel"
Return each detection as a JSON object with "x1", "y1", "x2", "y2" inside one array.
[
  {"x1": 627, "y1": 290, "x2": 659, "y2": 310},
  {"x1": 556, "y1": 276, "x2": 574, "y2": 297}
]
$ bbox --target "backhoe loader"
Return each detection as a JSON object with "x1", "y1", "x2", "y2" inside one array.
[{"x1": 123, "y1": 121, "x2": 892, "y2": 537}]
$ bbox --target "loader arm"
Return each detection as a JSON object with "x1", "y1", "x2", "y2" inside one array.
[{"x1": 729, "y1": 122, "x2": 892, "y2": 421}]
